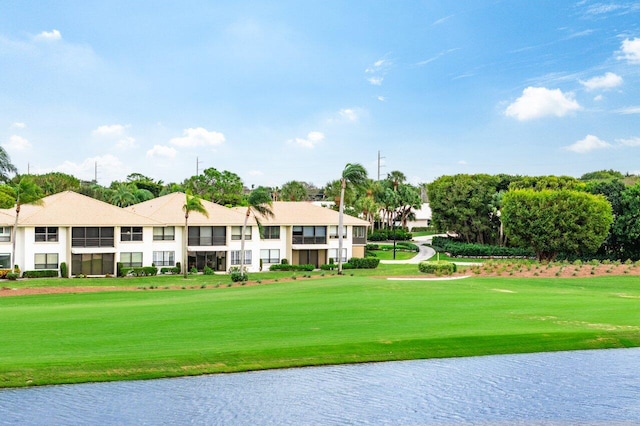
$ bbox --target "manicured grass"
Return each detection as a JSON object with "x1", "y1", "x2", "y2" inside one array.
[
  {"x1": 1, "y1": 275, "x2": 640, "y2": 388},
  {"x1": 368, "y1": 247, "x2": 416, "y2": 260}
]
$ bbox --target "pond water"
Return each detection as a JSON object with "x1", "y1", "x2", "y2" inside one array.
[{"x1": 1, "y1": 348, "x2": 639, "y2": 425}]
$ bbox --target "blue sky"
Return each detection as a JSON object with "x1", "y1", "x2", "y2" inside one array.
[{"x1": 1, "y1": 1, "x2": 640, "y2": 188}]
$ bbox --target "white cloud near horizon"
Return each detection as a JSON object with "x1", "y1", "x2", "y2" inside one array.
[
  {"x1": 616, "y1": 106, "x2": 640, "y2": 114},
  {"x1": 146, "y1": 145, "x2": 177, "y2": 159},
  {"x1": 618, "y1": 137, "x2": 640, "y2": 147},
  {"x1": 93, "y1": 124, "x2": 128, "y2": 137},
  {"x1": 619, "y1": 38, "x2": 640, "y2": 64},
  {"x1": 34, "y1": 29, "x2": 62, "y2": 42},
  {"x1": 55, "y1": 154, "x2": 125, "y2": 183},
  {"x1": 579, "y1": 72, "x2": 623, "y2": 91},
  {"x1": 288, "y1": 131, "x2": 324, "y2": 149},
  {"x1": 338, "y1": 108, "x2": 358, "y2": 122},
  {"x1": 2, "y1": 135, "x2": 32, "y2": 151},
  {"x1": 565, "y1": 135, "x2": 611, "y2": 153},
  {"x1": 170, "y1": 127, "x2": 225, "y2": 147},
  {"x1": 10, "y1": 122, "x2": 26, "y2": 129},
  {"x1": 505, "y1": 87, "x2": 581, "y2": 121}
]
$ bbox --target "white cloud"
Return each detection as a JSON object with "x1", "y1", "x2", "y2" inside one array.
[
  {"x1": 93, "y1": 124, "x2": 128, "y2": 137},
  {"x1": 367, "y1": 76, "x2": 383, "y2": 86},
  {"x1": 2, "y1": 135, "x2": 32, "y2": 151},
  {"x1": 458, "y1": 160, "x2": 467, "y2": 165},
  {"x1": 594, "y1": 95, "x2": 604, "y2": 101},
  {"x1": 34, "y1": 29, "x2": 62, "y2": 42},
  {"x1": 338, "y1": 108, "x2": 358, "y2": 122},
  {"x1": 618, "y1": 38, "x2": 640, "y2": 64},
  {"x1": 579, "y1": 72, "x2": 623, "y2": 91},
  {"x1": 288, "y1": 131, "x2": 324, "y2": 149},
  {"x1": 618, "y1": 137, "x2": 640, "y2": 147},
  {"x1": 616, "y1": 106, "x2": 640, "y2": 114},
  {"x1": 377, "y1": 96, "x2": 386, "y2": 102},
  {"x1": 170, "y1": 127, "x2": 225, "y2": 147},
  {"x1": 504, "y1": 87, "x2": 581, "y2": 121},
  {"x1": 93, "y1": 124, "x2": 136, "y2": 150},
  {"x1": 365, "y1": 56, "x2": 391, "y2": 86},
  {"x1": 10, "y1": 122, "x2": 26, "y2": 129},
  {"x1": 564, "y1": 135, "x2": 611, "y2": 153},
  {"x1": 146, "y1": 145, "x2": 177, "y2": 159},
  {"x1": 248, "y1": 170, "x2": 264, "y2": 176}
]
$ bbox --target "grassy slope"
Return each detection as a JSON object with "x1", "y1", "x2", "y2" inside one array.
[{"x1": 1, "y1": 275, "x2": 639, "y2": 388}]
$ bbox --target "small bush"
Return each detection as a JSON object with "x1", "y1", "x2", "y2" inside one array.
[
  {"x1": 120, "y1": 266, "x2": 158, "y2": 277},
  {"x1": 229, "y1": 267, "x2": 248, "y2": 282},
  {"x1": 281, "y1": 258, "x2": 289, "y2": 265},
  {"x1": 347, "y1": 257, "x2": 380, "y2": 269},
  {"x1": 5, "y1": 272, "x2": 19, "y2": 281},
  {"x1": 320, "y1": 264, "x2": 337, "y2": 270},
  {"x1": 203, "y1": 266, "x2": 215, "y2": 275},
  {"x1": 418, "y1": 261, "x2": 457, "y2": 275},
  {"x1": 190, "y1": 267, "x2": 198, "y2": 274},
  {"x1": 60, "y1": 262, "x2": 68, "y2": 278}
]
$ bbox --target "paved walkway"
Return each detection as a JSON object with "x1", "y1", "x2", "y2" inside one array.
[{"x1": 379, "y1": 234, "x2": 440, "y2": 264}]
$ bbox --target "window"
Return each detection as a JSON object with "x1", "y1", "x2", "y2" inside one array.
[
  {"x1": 260, "y1": 249, "x2": 280, "y2": 264},
  {"x1": 35, "y1": 227, "x2": 58, "y2": 242},
  {"x1": 72, "y1": 227, "x2": 114, "y2": 247},
  {"x1": 230, "y1": 250, "x2": 252, "y2": 265},
  {"x1": 71, "y1": 253, "x2": 114, "y2": 276},
  {"x1": 293, "y1": 226, "x2": 327, "y2": 244},
  {"x1": 153, "y1": 251, "x2": 175, "y2": 267},
  {"x1": 120, "y1": 252, "x2": 143, "y2": 267},
  {"x1": 261, "y1": 226, "x2": 280, "y2": 240},
  {"x1": 231, "y1": 226, "x2": 252, "y2": 240},
  {"x1": 153, "y1": 226, "x2": 175, "y2": 241},
  {"x1": 353, "y1": 226, "x2": 367, "y2": 244},
  {"x1": 121, "y1": 226, "x2": 143, "y2": 242},
  {"x1": 329, "y1": 226, "x2": 347, "y2": 239},
  {"x1": 35, "y1": 253, "x2": 58, "y2": 269},
  {"x1": 0, "y1": 227, "x2": 11, "y2": 242},
  {"x1": 188, "y1": 226, "x2": 226, "y2": 246},
  {"x1": 328, "y1": 248, "x2": 347, "y2": 263},
  {"x1": 0, "y1": 253, "x2": 10, "y2": 268}
]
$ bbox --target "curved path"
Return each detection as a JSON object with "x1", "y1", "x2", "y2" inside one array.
[{"x1": 379, "y1": 234, "x2": 440, "y2": 265}]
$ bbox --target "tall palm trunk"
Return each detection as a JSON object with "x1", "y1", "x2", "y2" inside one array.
[
  {"x1": 183, "y1": 213, "x2": 189, "y2": 278},
  {"x1": 338, "y1": 178, "x2": 346, "y2": 274},
  {"x1": 239, "y1": 208, "x2": 250, "y2": 273},
  {"x1": 10, "y1": 204, "x2": 20, "y2": 274}
]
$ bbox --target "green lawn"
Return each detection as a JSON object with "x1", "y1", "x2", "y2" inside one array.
[
  {"x1": 1, "y1": 275, "x2": 640, "y2": 388},
  {"x1": 368, "y1": 246, "x2": 417, "y2": 260}
]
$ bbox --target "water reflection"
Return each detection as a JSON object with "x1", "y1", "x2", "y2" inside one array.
[{"x1": 1, "y1": 348, "x2": 639, "y2": 425}]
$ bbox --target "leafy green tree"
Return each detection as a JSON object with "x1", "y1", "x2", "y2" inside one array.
[
  {"x1": 508, "y1": 175, "x2": 584, "y2": 191},
  {"x1": 502, "y1": 189, "x2": 613, "y2": 261},
  {"x1": 30, "y1": 172, "x2": 80, "y2": 195},
  {"x1": 611, "y1": 184, "x2": 640, "y2": 259},
  {"x1": 585, "y1": 179, "x2": 626, "y2": 257},
  {"x1": 184, "y1": 168, "x2": 245, "y2": 206},
  {"x1": 240, "y1": 187, "x2": 274, "y2": 273},
  {"x1": 126, "y1": 173, "x2": 164, "y2": 197},
  {"x1": 8, "y1": 177, "x2": 44, "y2": 272},
  {"x1": 428, "y1": 174, "x2": 500, "y2": 244},
  {"x1": 580, "y1": 169, "x2": 624, "y2": 181},
  {"x1": 182, "y1": 191, "x2": 209, "y2": 278},
  {"x1": 338, "y1": 163, "x2": 368, "y2": 274},
  {"x1": 280, "y1": 180, "x2": 308, "y2": 201},
  {"x1": 109, "y1": 183, "x2": 137, "y2": 207},
  {"x1": 0, "y1": 146, "x2": 17, "y2": 183}
]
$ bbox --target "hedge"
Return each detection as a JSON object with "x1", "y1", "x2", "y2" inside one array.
[
  {"x1": 120, "y1": 266, "x2": 158, "y2": 277},
  {"x1": 347, "y1": 257, "x2": 380, "y2": 269},
  {"x1": 269, "y1": 264, "x2": 315, "y2": 272},
  {"x1": 22, "y1": 270, "x2": 59, "y2": 278},
  {"x1": 431, "y1": 236, "x2": 535, "y2": 258},
  {"x1": 418, "y1": 261, "x2": 457, "y2": 275},
  {"x1": 160, "y1": 267, "x2": 181, "y2": 274}
]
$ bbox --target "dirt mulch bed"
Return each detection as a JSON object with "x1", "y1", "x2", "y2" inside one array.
[{"x1": 453, "y1": 262, "x2": 640, "y2": 279}]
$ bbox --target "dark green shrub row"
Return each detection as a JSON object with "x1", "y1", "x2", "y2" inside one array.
[
  {"x1": 368, "y1": 229, "x2": 412, "y2": 241},
  {"x1": 396, "y1": 241, "x2": 419, "y2": 252},
  {"x1": 410, "y1": 226, "x2": 437, "y2": 232},
  {"x1": 120, "y1": 266, "x2": 158, "y2": 277},
  {"x1": 320, "y1": 263, "x2": 338, "y2": 270},
  {"x1": 431, "y1": 237, "x2": 535, "y2": 258},
  {"x1": 418, "y1": 261, "x2": 457, "y2": 275},
  {"x1": 22, "y1": 270, "x2": 59, "y2": 278},
  {"x1": 347, "y1": 257, "x2": 380, "y2": 269},
  {"x1": 160, "y1": 267, "x2": 181, "y2": 274},
  {"x1": 269, "y1": 263, "x2": 315, "y2": 271}
]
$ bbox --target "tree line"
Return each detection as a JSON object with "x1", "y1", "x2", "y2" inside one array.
[{"x1": 427, "y1": 170, "x2": 640, "y2": 261}]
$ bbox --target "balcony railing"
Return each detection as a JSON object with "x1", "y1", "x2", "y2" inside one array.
[{"x1": 292, "y1": 236, "x2": 327, "y2": 244}]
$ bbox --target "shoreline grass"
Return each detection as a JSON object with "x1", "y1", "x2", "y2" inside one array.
[{"x1": 1, "y1": 275, "x2": 640, "y2": 388}]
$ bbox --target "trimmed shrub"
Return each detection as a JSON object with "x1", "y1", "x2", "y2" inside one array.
[
  {"x1": 347, "y1": 257, "x2": 380, "y2": 269},
  {"x1": 120, "y1": 266, "x2": 158, "y2": 277},
  {"x1": 229, "y1": 267, "x2": 248, "y2": 282},
  {"x1": 160, "y1": 267, "x2": 180, "y2": 274},
  {"x1": 269, "y1": 264, "x2": 315, "y2": 272},
  {"x1": 60, "y1": 262, "x2": 68, "y2": 278},
  {"x1": 22, "y1": 270, "x2": 59, "y2": 278},
  {"x1": 5, "y1": 272, "x2": 19, "y2": 281},
  {"x1": 203, "y1": 266, "x2": 215, "y2": 275},
  {"x1": 281, "y1": 258, "x2": 289, "y2": 265},
  {"x1": 419, "y1": 261, "x2": 457, "y2": 275},
  {"x1": 320, "y1": 263, "x2": 337, "y2": 270}
]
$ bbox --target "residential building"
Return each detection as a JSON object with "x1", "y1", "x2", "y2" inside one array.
[{"x1": 0, "y1": 191, "x2": 369, "y2": 276}]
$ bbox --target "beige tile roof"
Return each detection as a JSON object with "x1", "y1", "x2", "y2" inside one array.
[
  {"x1": 3, "y1": 191, "x2": 159, "y2": 226},
  {"x1": 257, "y1": 201, "x2": 370, "y2": 226},
  {"x1": 126, "y1": 192, "x2": 254, "y2": 226}
]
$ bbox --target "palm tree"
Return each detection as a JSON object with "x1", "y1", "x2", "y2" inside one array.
[
  {"x1": 182, "y1": 191, "x2": 209, "y2": 278},
  {"x1": 239, "y1": 187, "x2": 274, "y2": 274},
  {"x1": 10, "y1": 176, "x2": 44, "y2": 273},
  {"x1": 109, "y1": 183, "x2": 137, "y2": 207},
  {"x1": 338, "y1": 163, "x2": 368, "y2": 274},
  {"x1": 0, "y1": 146, "x2": 17, "y2": 183}
]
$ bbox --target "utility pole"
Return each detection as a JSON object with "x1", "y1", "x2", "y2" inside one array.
[
  {"x1": 94, "y1": 161, "x2": 98, "y2": 183},
  {"x1": 196, "y1": 156, "x2": 203, "y2": 176},
  {"x1": 377, "y1": 150, "x2": 385, "y2": 181}
]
